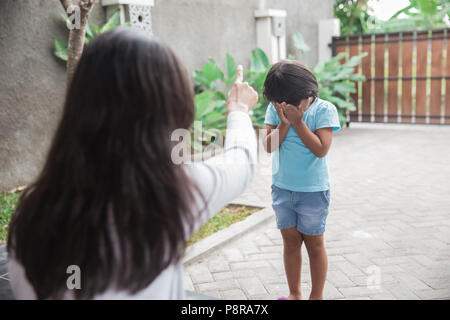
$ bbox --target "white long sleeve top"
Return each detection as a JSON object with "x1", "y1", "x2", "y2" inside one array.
[{"x1": 8, "y1": 110, "x2": 257, "y2": 299}]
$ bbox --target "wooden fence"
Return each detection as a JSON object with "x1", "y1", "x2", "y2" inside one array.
[{"x1": 331, "y1": 29, "x2": 450, "y2": 124}]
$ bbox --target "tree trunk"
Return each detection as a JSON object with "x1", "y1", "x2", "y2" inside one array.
[{"x1": 59, "y1": 0, "x2": 97, "y2": 85}]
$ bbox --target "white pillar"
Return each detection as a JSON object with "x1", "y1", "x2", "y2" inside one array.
[
  {"x1": 318, "y1": 18, "x2": 340, "y2": 63},
  {"x1": 254, "y1": 9, "x2": 287, "y2": 64}
]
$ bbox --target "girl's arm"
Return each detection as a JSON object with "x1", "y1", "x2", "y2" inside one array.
[
  {"x1": 283, "y1": 103, "x2": 334, "y2": 158},
  {"x1": 291, "y1": 121, "x2": 333, "y2": 158},
  {"x1": 263, "y1": 123, "x2": 289, "y2": 153}
]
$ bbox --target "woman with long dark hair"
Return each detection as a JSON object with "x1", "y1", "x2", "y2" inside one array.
[{"x1": 7, "y1": 28, "x2": 258, "y2": 299}]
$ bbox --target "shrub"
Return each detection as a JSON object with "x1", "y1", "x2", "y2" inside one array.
[
  {"x1": 192, "y1": 49, "x2": 271, "y2": 151},
  {"x1": 313, "y1": 51, "x2": 367, "y2": 126}
]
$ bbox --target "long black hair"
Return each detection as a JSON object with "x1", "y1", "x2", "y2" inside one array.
[{"x1": 8, "y1": 28, "x2": 203, "y2": 299}]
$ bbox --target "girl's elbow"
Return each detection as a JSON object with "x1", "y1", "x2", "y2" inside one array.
[{"x1": 315, "y1": 149, "x2": 329, "y2": 158}]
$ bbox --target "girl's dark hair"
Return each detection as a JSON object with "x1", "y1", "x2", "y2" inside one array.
[
  {"x1": 7, "y1": 28, "x2": 203, "y2": 299},
  {"x1": 263, "y1": 60, "x2": 318, "y2": 106}
]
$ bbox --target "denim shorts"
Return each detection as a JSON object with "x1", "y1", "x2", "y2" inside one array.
[{"x1": 271, "y1": 184, "x2": 330, "y2": 236}]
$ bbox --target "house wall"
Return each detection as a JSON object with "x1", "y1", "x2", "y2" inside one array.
[
  {"x1": 0, "y1": 0, "x2": 105, "y2": 191},
  {"x1": 152, "y1": 0, "x2": 334, "y2": 74},
  {"x1": 0, "y1": 0, "x2": 333, "y2": 191}
]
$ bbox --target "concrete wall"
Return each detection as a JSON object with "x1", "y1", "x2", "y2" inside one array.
[
  {"x1": 0, "y1": 0, "x2": 333, "y2": 191},
  {"x1": 152, "y1": 0, "x2": 334, "y2": 74},
  {"x1": 0, "y1": 0, "x2": 105, "y2": 192}
]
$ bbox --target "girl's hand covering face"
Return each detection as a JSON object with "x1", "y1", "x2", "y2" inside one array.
[
  {"x1": 282, "y1": 102, "x2": 303, "y2": 124},
  {"x1": 274, "y1": 102, "x2": 290, "y2": 124},
  {"x1": 281, "y1": 98, "x2": 312, "y2": 124},
  {"x1": 226, "y1": 65, "x2": 259, "y2": 114}
]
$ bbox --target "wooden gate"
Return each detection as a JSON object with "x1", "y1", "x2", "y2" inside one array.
[{"x1": 331, "y1": 29, "x2": 450, "y2": 124}]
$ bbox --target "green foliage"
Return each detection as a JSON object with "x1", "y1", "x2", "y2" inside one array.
[
  {"x1": 194, "y1": 58, "x2": 225, "y2": 91},
  {"x1": 192, "y1": 57, "x2": 229, "y2": 151},
  {"x1": 313, "y1": 52, "x2": 367, "y2": 126},
  {"x1": 54, "y1": 38, "x2": 68, "y2": 61},
  {"x1": 192, "y1": 49, "x2": 271, "y2": 150},
  {"x1": 374, "y1": 0, "x2": 450, "y2": 32},
  {"x1": 190, "y1": 90, "x2": 226, "y2": 152},
  {"x1": 245, "y1": 48, "x2": 271, "y2": 126},
  {"x1": 292, "y1": 31, "x2": 311, "y2": 54},
  {"x1": 53, "y1": 10, "x2": 122, "y2": 62},
  {"x1": 249, "y1": 47, "x2": 270, "y2": 73},
  {"x1": 0, "y1": 192, "x2": 21, "y2": 243},
  {"x1": 186, "y1": 205, "x2": 259, "y2": 246},
  {"x1": 336, "y1": 0, "x2": 450, "y2": 34},
  {"x1": 334, "y1": 0, "x2": 377, "y2": 35},
  {"x1": 224, "y1": 53, "x2": 237, "y2": 86}
]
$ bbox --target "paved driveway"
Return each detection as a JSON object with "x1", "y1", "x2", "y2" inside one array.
[{"x1": 184, "y1": 123, "x2": 450, "y2": 300}]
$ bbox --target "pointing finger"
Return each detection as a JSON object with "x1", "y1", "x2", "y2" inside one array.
[{"x1": 235, "y1": 64, "x2": 243, "y2": 83}]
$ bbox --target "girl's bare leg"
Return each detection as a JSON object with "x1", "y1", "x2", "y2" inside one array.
[
  {"x1": 280, "y1": 226, "x2": 304, "y2": 300},
  {"x1": 303, "y1": 233, "x2": 328, "y2": 300}
]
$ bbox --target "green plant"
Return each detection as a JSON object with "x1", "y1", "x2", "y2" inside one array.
[
  {"x1": 245, "y1": 48, "x2": 271, "y2": 126},
  {"x1": 0, "y1": 191, "x2": 21, "y2": 243},
  {"x1": 54, "y1": 10, "x2": 122, "y2": 62},
  {"x1": 292, "y1": 31, "x2": 311, "y2": 54},
  {"x1": 191, "y1": 56, "x2": 231, "y2": 152},
  {"x1": 191, "y1": 90, "x2": 227, "y2": 152},
  {"x1": 313, "y1": 51, "x2": 367, "y2": 126},
  {"x1": 192, "y1": 49, "x2": 271, "y2": 150},
  {"x1": 334, "y1": 0, "x2": 377, "y2": 35},
  {"x1": 374, "y1": 0, "x2": 450, "y2": 32},
  {"x1": 186, "y1": 205, "x2": 260, "y2": 246}
]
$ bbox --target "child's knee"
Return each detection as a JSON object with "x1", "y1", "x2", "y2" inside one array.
[
  {"x1": 281, "y1": 227, "x2": 303, "y2": 249},
  {"x1": 303, "y1": 235, "x2": 325, "y2": 255},
  {"x1": 283, "y1": 239, "x2": 302, "y2": 251}
]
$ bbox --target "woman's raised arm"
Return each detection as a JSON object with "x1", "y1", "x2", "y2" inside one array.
[{"x1": 187, "y1": 65, "x2": 259, "y2": 230}]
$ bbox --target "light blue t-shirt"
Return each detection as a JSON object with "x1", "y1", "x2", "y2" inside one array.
[{"x1": 264, "y1": 97, "x2": 340, "y2": 192}]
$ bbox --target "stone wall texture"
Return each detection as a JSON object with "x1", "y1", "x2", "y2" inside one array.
[{"x1": 0, "y1": 0, "x2": 333, "y2": 191}]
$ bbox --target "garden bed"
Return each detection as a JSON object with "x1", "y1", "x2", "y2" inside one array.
[
  {"x1": 0, "y1": 191, "x2": 20, "y2": 243},
  {"x1": 186, "y1": 204, "x2": 260, "y2": 246}
]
